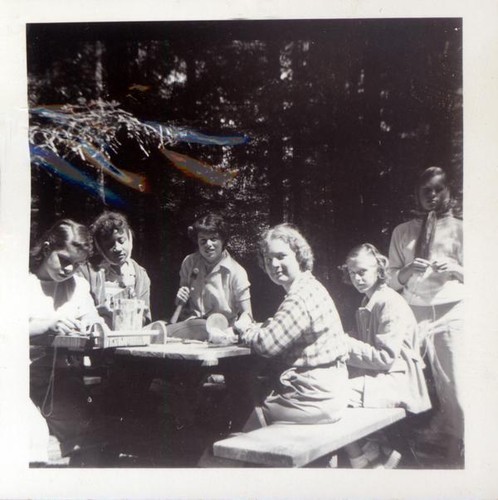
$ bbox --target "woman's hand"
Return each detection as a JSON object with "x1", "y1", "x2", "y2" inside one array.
[
  {"x1": 432, "y1": 259, "x2": 464, "y2": 282},
  {"x1": 411, "y1": 258, "x2": 432, "y2": 272},
  {"x1": 97, "y1": 304, "x2": 113, "y2": 321},
  {"x1": 51, "y1": 314, "x2": 82, "y2": 335},
  {"x1": 175, "y1": 286, "x2": 191, "y2": 306},
  {"x1": 234, "y1": 311, "x2": 253, "y2": 335},
  {"x1": 398, "y1": 258, "x2": 431, "y2": 285}
]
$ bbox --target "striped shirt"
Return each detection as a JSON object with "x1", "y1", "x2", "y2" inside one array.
[{"x1": 241, "y1": 271, "x2": 348, "y2": 368}]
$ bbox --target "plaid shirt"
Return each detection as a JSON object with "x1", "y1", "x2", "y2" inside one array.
[{"x1": 241, "y1": 271, "x2": 348, "y2": 368}]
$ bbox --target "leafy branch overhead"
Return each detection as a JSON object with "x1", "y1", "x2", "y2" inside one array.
[{"x1": 29, "y1": 100, "x2": 250, "y2": 201}]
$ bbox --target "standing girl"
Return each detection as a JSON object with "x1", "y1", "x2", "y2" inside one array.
[
  {"x1": 234, "y1": 223, "x2": 349, "y2": 427},
  {"x1": 29, "y1": 219, "x2": 105, "y2": 460},
  {"x1": 389, "y1": 166, "x2": 464, "y2": 465},
  {"x1": 342, "y1": 243, "x2": 431, "y2": 468}
]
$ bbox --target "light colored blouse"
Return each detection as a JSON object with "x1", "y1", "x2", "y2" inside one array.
[
  {"x1": 29, "y1": 273, "x2": 100, "y2": 325},
  {"x1": 29, "y1": 273, "x2": 101, "y2": 363},
  {"x1": 389, "y1": 216, "x2": 463, "y2": 306},
  {"x1": 179, "y1": 250, "x2": 250, "y2": 324}
]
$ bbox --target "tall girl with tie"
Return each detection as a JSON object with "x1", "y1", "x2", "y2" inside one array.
[{"x1": 389, "y1": 166, "x2": 464, "y2": 466}]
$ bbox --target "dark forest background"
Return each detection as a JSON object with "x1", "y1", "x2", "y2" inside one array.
[{"x1": 27, "y1": 18, "x2": 463, "y2": 329}]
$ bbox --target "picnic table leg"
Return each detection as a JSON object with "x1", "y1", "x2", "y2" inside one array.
[
  {"x1": 169, "y1": 370, "x2": 207, "y2": 428},
  {"x1": 221, "y1": 357, "x2": 269, "y2": 433},
  {"x1": 103, "y1": 358, "x2": 156, "y2": 416},
  {"x1": 149, "y1": 361, "x2": 210, "y2": 429}
]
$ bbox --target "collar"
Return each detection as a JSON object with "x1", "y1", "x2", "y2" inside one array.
[
  {"x1": 412, "y1": 209, "x2": 454, "y2": 221},
  {"x1": 360, "y1": 283, "x2": 386, "y2": 311},
  {"x1": 197, "y1": 249, "x2": 234, "y2": 274},
  {"x1": 286, "y1": 270, "x2": 311, "y2": 295},
  {"x1": 101, "y1": 258, "x2": 132, "y2": 271},
  {"x1": 102, "y1": 259, "x2": 135, "y2": 281}
]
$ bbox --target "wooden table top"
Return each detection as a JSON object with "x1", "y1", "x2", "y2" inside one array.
[{"x1": 114, "y1": 341, "x2": 251, "y2": 366}]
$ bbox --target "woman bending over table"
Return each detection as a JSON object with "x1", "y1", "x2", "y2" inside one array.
[
  {"x1": 234, "y1": 223, "x2": 349, "y2": 427},
  {"x1": 29, "y1": 218, "x2": 106, "y2": 462}
]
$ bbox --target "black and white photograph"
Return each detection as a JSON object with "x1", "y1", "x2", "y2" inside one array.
[{"x1": 1, "y1": 0, "x2": 497, "y2": 498}]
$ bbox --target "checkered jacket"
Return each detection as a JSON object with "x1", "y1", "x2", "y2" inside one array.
[{"x1": 241, "y1": 271, "x2": 348, "y2": 368}]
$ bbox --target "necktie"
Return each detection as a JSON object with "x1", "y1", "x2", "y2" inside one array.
[{"x1": 414, "y1": 210, "x2": 436, "y2": 260}]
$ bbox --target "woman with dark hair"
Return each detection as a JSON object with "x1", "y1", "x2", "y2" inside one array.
[
  {"x1": 29, "y1": 219, "x2": 105, "y2": 462},
  {"x1": 389, "y1": 166, "x2": 464, "y2": 466},
  {"x1": 234, "y1": 223, "x2": 349, "y2": 427},
  {"x1": 79, "y1": 211, "x2": 151, "y2": 327},
  {"x1": 168, "y1": 212, "x2": 251, "y2": 340}
]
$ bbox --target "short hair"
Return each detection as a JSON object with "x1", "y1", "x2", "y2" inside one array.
[
  {"x1": 187, "y1": 213, "x2": 229, "y2": 247},
  {"x1": 340, "y1": 243, "x2": 389, "y2": 286},
  {"x1": 415, "y1": 165, "x2": 456, "y2": 215},
  {"x1": 29, "y1": 218, "x2": 93, "y2": 272},
  {"x1": 417, "y1": 166, "x2": 448, "y2": 187},
  {"x1": 258, "y1": 223, "x2": 314, "y2": 272},
  {"x1": 91, "y1": 211, "x2": 132, "y2": 245}
]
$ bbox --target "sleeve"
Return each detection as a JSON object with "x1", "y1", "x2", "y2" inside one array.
[
  {"x1": 231, "y1": 263, "x2": 251, "y2": 303},
  {"x1": 29, "y1": 274, "x2": 56, "y2": 321},
  {"x1": 78, "y1": 263, "x2": 105, "y2": 307},
  {"x1": 346, "y1": 301, "x2": 405, "y2": 371},
  {"x1": 135, "y1": 263, "x2": 152, "y2": 322},
  {"x1": 456, "y1": 220, "x2": 463, "y2": 266},
  {"x1": 179, "y1": 254, "x2": 193, "y2": 287},
  {"x1": 388, "y1": 224, "x2": 407, "y2": 291},
  {"x1": 75, "y1": 276, "x2": 102, "y2": 324},
  {"x1": 240, "y1": 292, "x2": 309, "y2": 357}
]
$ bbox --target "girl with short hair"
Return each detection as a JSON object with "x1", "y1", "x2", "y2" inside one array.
[{"x1": 234, "y1": 223, "x2": 349, "y2": 426}]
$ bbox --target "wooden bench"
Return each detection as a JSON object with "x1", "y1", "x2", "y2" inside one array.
[{"x1": 212, "y1": 408, "x2": 406, "y2": 467}]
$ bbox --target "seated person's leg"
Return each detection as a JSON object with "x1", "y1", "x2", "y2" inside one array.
[{"x1": 29, "y1": 400, "x2": 50, "y2": 464}]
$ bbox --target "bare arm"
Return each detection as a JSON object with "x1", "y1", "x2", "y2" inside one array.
[{"x1": 29, "y1": 314, "x2": 81, "y2": 337}]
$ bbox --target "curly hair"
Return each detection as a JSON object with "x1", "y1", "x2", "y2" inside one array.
[
  {"x1": 29, "y1": 218, "x2": 93, "y2": 272},
  {"x1": 91, "y1": 211, "x2": 132, "y2": 245},
  {"x1": 340, "y1": 243, "x2": 389, "y2": 286},
  {"x1": 187, "y1": 213, "x2": 229, "y2": 248},
  {"x1": 258, "y1": 223, "x2": 314, "y2": 272}
]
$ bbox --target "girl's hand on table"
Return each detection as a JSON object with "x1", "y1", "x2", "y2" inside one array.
[
  {"x1": 175, "y1": 286, "x2": 190, "y2": 306},
  {"x1": 97, "y1": 303, "x2": 113, "y2": 318},
  {"x1": 234, "y1": 311, "x2": 253, "y2": 335},
  {"x1": 51, "y1": 314, "x2": 82, "y2": 335},
  {"x1": 96, "y1": 304, "x2": 113, "y2": 328}
]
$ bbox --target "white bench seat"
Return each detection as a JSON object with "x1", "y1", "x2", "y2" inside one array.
[{"x1": 213, "y1": 408, "x2": 406, "y2": 467}]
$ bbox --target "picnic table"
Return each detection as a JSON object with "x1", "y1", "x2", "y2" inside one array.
[
  {"x1": 110, "y1": 341, "x2": 256, "y2": 431},
  {"x1": 114, "y1": 341, "x2": 251, "y2": 366}
]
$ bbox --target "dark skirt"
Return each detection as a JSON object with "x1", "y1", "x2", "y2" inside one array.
[{"x1": 30, "y1": 355, "x2": 93, "y2": 456}]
